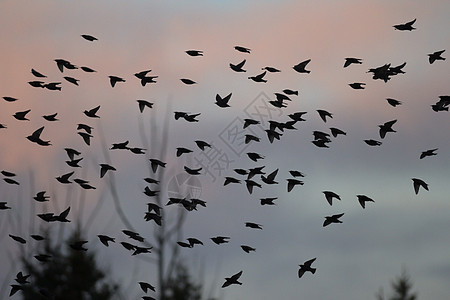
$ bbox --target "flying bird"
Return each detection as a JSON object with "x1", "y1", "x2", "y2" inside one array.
[
  {"x1": 245, "y1": 222, "x2": 263, "y2": 229},
  {"x1": 31, "y1": 68, "x2": 47, "y2": 77},
  {"x1": 55, "y1": 58, "x2": 77, "y2": 72},
  {"x1": 139, "y1": 281, "x2": 156, "y2": 293},
  {"x1": 43, "y1": 113, "x2": 59, "y2": 121},
  {"x1": 241, "y1": 245, "x2": 256, "y2": 253},
  {"x1": 287, "y1": 179, "x2": 303, "y2": 192},
  {"x1": 84, "y1": 105, "x2": 100, "y2": 118},
  {"x1": 137, "y1": 100, "x2": 154, "y2": 113},
  {"x1": 222, "y1": 271, "x2": 243, "y2": 288},
  {"x1": 81, "y1": 34, "x2": 97, "y2": 41},
  {"x1": 81, "y1": 66, "x2": 96, "y2": 72},
  {"x1": 261, "y1": 168, "x2": 278, "y2": 185},
  {"x1": 364, "y1": 139, "x2": 382, "y2": 146},
  {"x1": 323, "y1": 213, "x2": 344, "y2": 227},
  {"x1": 215, "y1": 93, "x2": 232, "y2": 108},
  {"x1": 298, "y1": 258, "x2": 317, "y2": 278},
  {"x1": 180, "y1": 78, "x2": 196, "y2": 85},
  {"x1": 13, "y1": 109, "x2": 31, "y2": 121},
  {"x1": 100, "y1": 163, "x2": 116, "y2": 178},
  {"x1": 330, "y1": 127, "x2": 347, "y2": 137},
  {"x1": 186, "y1": 50, "x2": 203, "y2": 56},
  {"x1": 379, "y1": 119, "x2": 397, "y2": 139},
  {"x1": 27, "y1": 127, "x2": 51, "y2": 146},
  {"x1": 386, "y1": 98, "x2": 402, "y2": 107},
  {"x1": 176, "y1": 147, "x2": 193, "y2": 157},
  {"x1": 344, "y1": 57, "x2": 362, "y2": 68},
  {"x1": 149, "y1": 159, "x2": 166, "y2": 173},
  {"x1": 195, "y1": 140, "x2": 211, "y2": 151},
  {"x1": 109, "y1": 76, "x2": 126, "y2": 87},
  {"x1": 33, "y1": 191, "x2": 50, "y2": 202},
  {"x1": 63, "y1": 76, "x2": 79, "y2": 85},
  {"x1": 211, "y1": 236, "x2": 230, "y2": 245},
  {"x1": 230, "y1": 59, "x2": 247, "y2": 72},
  {"x1": 428, "y1": 50, "x2": 446, "y2": 64},
  {"x1": 234, "y1": 46, "x2": 251, "y2": 53},
  {"x1": 323, "y1": 191, "x2": 341, "y2": 205},
  {"x1": 262, "y1": 66, "x2": 281, "y2": 73},
  {"x1": 260, "y1": 197, "x2": 277, "y2": 206},
  {"x1": 248, "y1": 71, "x2": 267, "y2": 83},
  {"x1": 357, "y1": 195, "x2": 375, "y2": 209},
  {"x1": 317, "y1": 109, "x2": 333, "y2": 123},
  {"x1": 247, "y1": 152, "x2": 264, "y2": 162},
  {"x1": 393, "y1": 18, "x2": 416, "y2": 31},
  {"x1": 420, "y1": 148, "x2": 438, "y2": 159},
  {"x1": 349, "y1": 82, "x2": 366, "y2": 89},
  {"x1": 412, "y1": 178, "x2": 428, "y2": 194},
  {"x1": 293, "y1": 59, "x2": 311, "y2": 73},
  {"x1": 243, "y1": 118, "x2": 260, "y2": 128},
  {"x1": 184, "y1": 166, "x2": 202, "y2": 175},
  {"x1": 3, "y1": 96, "x2": 18, "y2": 102},
  {"x1": 56, "y1": 171, "x2": 74, "y2": 184},
  {"x1": 9, "y1": 234, "x2": 26, "y2": 244},
  {"x1": 78, "y1": 132, "x2": 92, "y2": 145}
]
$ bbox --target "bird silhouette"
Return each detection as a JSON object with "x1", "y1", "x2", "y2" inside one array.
[
  {"x1": 81, "y1": 34, "x2": 97, "y2": 41},
  {"x1": 293, "y1": 59, "x2": 311, "y2": 73},
  {"x1": 245, "y1": 134, "x2": 260, "y2": 144},
  {"x1": 123, "y1": 230, "x2": 145, "y2": 242},
  {"x1": 388, "y1": 62, "x2": 407, "y2": 75},
  {"x1": 230, "y1": 59, "x2": 247, "y2": 72},
  {"x1": 78, "y1": 132, "x2": 92, "y2": 145},
  {"x1": 357, "y1": 195, "x2": 375, "y2": 209},
  {"x1": 137, "y1": 100, "x2": 154, "y2": 113},
  {"x1": 323, "y1": 213, "x2": 344, "y2": 227},
  {"x1": 245, "y1": 179, "x2": 262, "y2": 194},
  {"x1": 28, "y1": 80, "x2": 45, "y2": 88},
  {"x1": 180, "y1": 78, "x2": 196, "y2": 85},
  {"x1": 262, "y1": 66, "x2": 280, "y2": 73},
  {"x1": 33, "y1": 191, "x2": 50, "y2": 202},
  {"x1": 195, "y1": 140, "x2": 211, "y2": 150},
  {"x1": 144, "y1": 186, "x2": 160, "y2": 197},
  {"x1": 3, "y1": 178, "x2": 19, "y2": 185},
  {"x1": 9, "y1": 285, "x2": 24, "y2": 297},
  {"x1": 100, "y1": 163, "x2": 116, "y2": 178},
  {"x1": 27, "y1": 127, "x2": 51, "y2": 146},
  {"x1": 215, "y1": 93, "x2": 232, "y2": 108},
  {"x1": 323, "y1": 191, "x2": 341, "y2": 205},
  {"x1": 70, "y1": 240, "x2": 88, "y2": 251},
  {"x1": 420, "y1": 148, "x2": 438, "y2": 159},
  {"x1": 56, "y1": 171, "x2": 74, "y2": 184},
  {"x1": 349, "y1": 82, "x2": 366, "y2": 89},
  {"x1": 248, "y1": 71, "x2": 267, "y2": 83},
  {"x1": 81, "y1": 66, "x2": 96, "y2": 72},
  {"x1": 149, "y1": 159, "x2": 166, "y2": 173},
  {"x1": 386, "y1": 98, "x2": 402, "y2": 107},
  {"x1": 287, "y1": 179, "x2": 303, "y2": 192},
  {"x1": 13, "y1": 109, "x2": 31, "y2": 121},
  {"x1": 31, "y1": 68, "x2": 47, "y2": 77},
  {"x1": 247, "y1": 152, "x2": 264, "y2": 162},
  {"x1": 364, "y1": 139, "x2": 382, "y2": 146},
  {"x1": 241, "y1": 245, "x2": 256, "y2": 253},
  {"x1": 234, "y1": 46, "x2": 251, "y2": 53},
  {"x1": 289, "y1": 170, "x2": 305, "y2": 177},
  {"x1": 222, "y1": 270, "x2": 243, "y2": 288},
  {"x1": 245, "y1": 222, "x2": 263, "y2": 229},
  {"x1": 3, "y1": 96, "x2": 18, "y2": 102},
  {"x1": 0, "y1": 202, "x2": 11, "y2": 210},
  {"x1": 412, "y1": 178, "x2": 428, "y2": 194},
  {"x1": 14, "y1": 271, "x2": 30, "y2": 284},
  {"x1": 260, "y1": 197, "x2": 277, "y2": 206},
  {"x1": 109, "y1": 76, "x2": 126, "y2": 87},
  {"x1": 63, "y1": 76, "x2": 79, "y2": 85},
  {"x1": 187, "y1": 238, "x2": 203, "y2": 247},
  {"x1": 379, "y1": 119, "x2": 397, "y2": 139},
  {"x1": 344, "y1": 57, "x2": 362, "y2": 68},
  {"x1": 43, "y1": 113, "x2": 59, "y2": 121},
  {"x1": 393, "y1": 18, "x2": 416, "y2": 31},
  {"x1": 261, "y1": 169, "x2": 278, "y2": 184},
  {"x1": 186, "y1": 50, "x2": 203, "y2": 56},
  {"x1": 243, "y1": 118, "x2": 260, "y2": 128},
  {"x1": 283, "y1": 89, "x2": 299, "y2": 95},
  {"x1": 211, "y1": 236, "x2": 230, "y2": 245},
  {"x1": 77, "y1": 123, "x2": 93, "y2": 134},
  {"x1": 176, "y1": 147, "x2": 193, "y2": 157},
  {"x1": 224, "y1": 176, "x2": 241, "y2": 185},
  {"x1": 428, "y1": 50, "x2": 446, "y2": 64},
  {"x1": 44, "y1": 82, "x2": 62, "y2": 91},
  {"x1": 330, "y1": 127, "x2": 347, "y2": 137},
  {"x1": 184, "y1": 166, "x2": 202, "y2": 175},
  {"x1": 298, "y1": 258, "x2": 317, "y2": 278},
  {"x1": 84, "y1": 105, "x2": 100, "y2": 118},
  {"x1": 55, "y1": 59, "x2": 77, "y2": 72},
  {"x1": 9, "y1": 234, "x2": 26, "y2": 244},
  {"x1": 317, "y1": 109, "x2": 333, "y2": 122}
]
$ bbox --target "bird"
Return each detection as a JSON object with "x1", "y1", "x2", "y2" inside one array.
[
  {"x1": 3, "y1": 178, "x2": 19, "y2": 185},
  {"x1": 187, "y1": 238, "x2": 203, "y2": 247},
  {"x1": 81, "y1": 34, "x2": 97, "y2": 41},
  {"x1": 259, "y1": 67, "x2": 279, "y2": 74},
  {"x1": 244, "y1": 134, "x2": 260, "y2": 144},
  {"x1": 100, "y1": 163, "x2": 116, "y2": 178},
  {"x1": 243, "y1": 118, "x2": 260, "y2": 128},
  {"x1": 56, "y1": 171, "x2": 74, "y2": 184},
  {"x1": 234, "y1": 46, "x2": 251, "y2": 53},
  {"x1": 3, "y1": 96, "x2": 18, "y2": 102},
  {"x1": 139, "y1": 281, "x2": 156, "y2": 293},
  {"x1": 289, "y1": 170, "x2": 305, "y2": 177},
  {"x1": 215, "y1": 93, "x2": 232, "y2": 108},
  {"x1": 364, "y1": 139, "x2": 382, "y2": 146},
  {"x1": 78, "y1": 132, "x2": 92, "y2": 145},
  {"x1": 323, "y1": 191, "x2": 341, "y2": 205},
  {"x1": 0, "y1": 202, "x2": 11, "y2": 210},
  {"x1": 70, "y1": 240, "x2": 88, "y2": 251},
  {"x1": 349, "y1": 82, "x2": 366, "y2": 89},
  {"x1": 180, "y1": 78, "x2": 196, "y2": 85},
  {"x1": 247, "y1": 152, "x2": 264, "y2": 162},
  {"x1": 137, "y1": 100, "x2": 154, "y2": 113},
  {"x1": 261, "y1": 169, "x2": 278, "y2": 185},
  {"x1": 97, "y1": 235, "x2": 115, "y2": 247},
  {"x1": 323, "y1": 213, "x2": 344, "y2": 227},
  {"x1": 248, "y1": 71, "x2": 267, "y2": 83},
  {"x1": 13, "y1": 109, "x2": 31, "y2": 120},
  {"x1": 420, "y1": 148, "x2": 438, "y2": 159},
  {"x1": 31, "y1": 68, "x2": 47, "y2": 77},
  {"x1": 224, "y1": 176, "x2": 241, "y2": 185},
  {"x1": 184, "y1": 166, "x2": 202, "y2": 175},
  {"x1": 176, "y1": 147, "x2": 193, "y2": 157},
  {"x1": 27, "y1": 127, "x2": 51, "y2": 146},
  {"x1": 111, "y1": 141, "x2": 129, "y2": 150},
  {"x1": 186, "y1": 50, "x2": 203, "y2": 56},
  {"x1": 298, "y1": 258, "x2": 317, "y2": 278},
  {"x1": 288, "y1": 111, "x2": 307, "y2": 122},
  {"x1": 293, "y1": 59, "x2": 311, "y2": 73},
  {"x1": 0, "y1": 124, "x2": 6, "y2": 129},
  {"x1": 33, "y1": 191, "x2": 50, "y2": 202},
  {"x1": 109, "y1": 76, "x2": 126, "y2": 87},
  {"x1": 195, "y1": 140, "x2": 211, "y2": 151},
  {"x1": 344, "y1": 57, "x2": 362, "y2": 68},
  {"x1": 1, "y1": 170, "x2": 16, "y2": 177},
  {"x1": 245, "y1": 222, "x2": 263, "y2": 229},
  {"x1": 379, "y1": 119, "x2": 397, "y2": 139},
  {"x1": 317, "y1": 109, "x2": 333, "y2": 122},
  {"x1": 287, "y1": 179, "x2": 304, "y2": 192},
  {"x1": 211, "y1": 236, "x2": 230, "y2": 245},
  {"x1": 55, "y1": 58, "x2": 77, "y2": 72},
  {"x1": 14, "y1": 271, "x2": 30, "y2": 284},
  {"x1": 357, "y1": 195, "x2": 375, "y2": 209},
  {"x1": 244, "y1": 179, "x2": 261, "y2": 193},
  {"x1": 146, "y1": 202, "x2": 161, "y2": 214},
  {"x1": 28, "y1": 80, "x2": 45, "y2": 88},
  {"x1": 177, "y1": 241, "x2": 191, "y2": 248},
  {"x1": 388, "y1": 62, "x2": 407, "y2": 75},
  {"x1": 386, "y1": 98, "x2": 402, "y2": 107},
  {"x1": 77, "y1": 123, "x2": 93, "y2": 134},
  {"x1": 81, "y1": 66, "x2": 96, "y2": 72},
  {"x1": 222, "y1": 271, "x2": 243, "y2": 288},
  {"x1": 241, "y1": 245, "x2": 256, "y2": 253},
  {"x1": 30, "y1": 234, "x2": 45, "y2": 241},
  {"x1": 122, "y1": 230, "x2": 145, "y2": 242},
  {"x1": 63, "y1": 76, "x2": 79, "y2": 85},
  {"x1": 9, "y1": 285, "x2": 24, "y2": 297},
  {"x1": 184, "y1": 113, "x2": 201, "y2": 122},
  {"x1": 230, "y1": 59, "x2": 247, "y2": 72},
  {"x1": 9, "y1": 234, "x2": 26, "y2": 244},
  {"x1": 330, "y1": 127, "x2": 347, "y2": 137},
  {"x1": 260, "y1": 197, "x2": 277, "y2": 206},
  {"x1": 144, "y1": 186, "x2": 160, "y2": 197},
  {"x1": 43, "y1": 113, "x2": 59, "y2": 121},
  {"x1": 149, "y1": 159, "x2": 166, "y2": 173},
  {"x1": 44, "y1": 82, "x2": 62, "y2": 91},
  {"x1": 428, "y1": 50, "x2": 446, "y2": 64},
  {"x1": 412, "y1": 178, "x2": 428, "y2": 194},
  {"x1": 393, "y1": 18, "x2": 416, "y2": 31},
  {"x1": 84, "y1": 105, "x2": 100, "y2": 118},
  {"x1": 283, "y1": 89, "x2": 299, "y2": 95}
]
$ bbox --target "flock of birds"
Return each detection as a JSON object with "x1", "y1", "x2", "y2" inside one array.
[{"x1": 1, "y1": 18, "x2": 448, "y2": 299}]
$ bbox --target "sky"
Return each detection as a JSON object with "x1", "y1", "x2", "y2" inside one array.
[{"x1": 0, "y1": 0, "x2": 449, "y2": 299}]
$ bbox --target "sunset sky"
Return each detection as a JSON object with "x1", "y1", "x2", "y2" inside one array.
[{"x1": 0, "y1": 0, "x2": 449, "y2": 299}]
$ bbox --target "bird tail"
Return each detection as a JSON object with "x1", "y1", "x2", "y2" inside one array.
[{"x1": 311, "y1": 268, "x2": 316, "y2": 274}]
